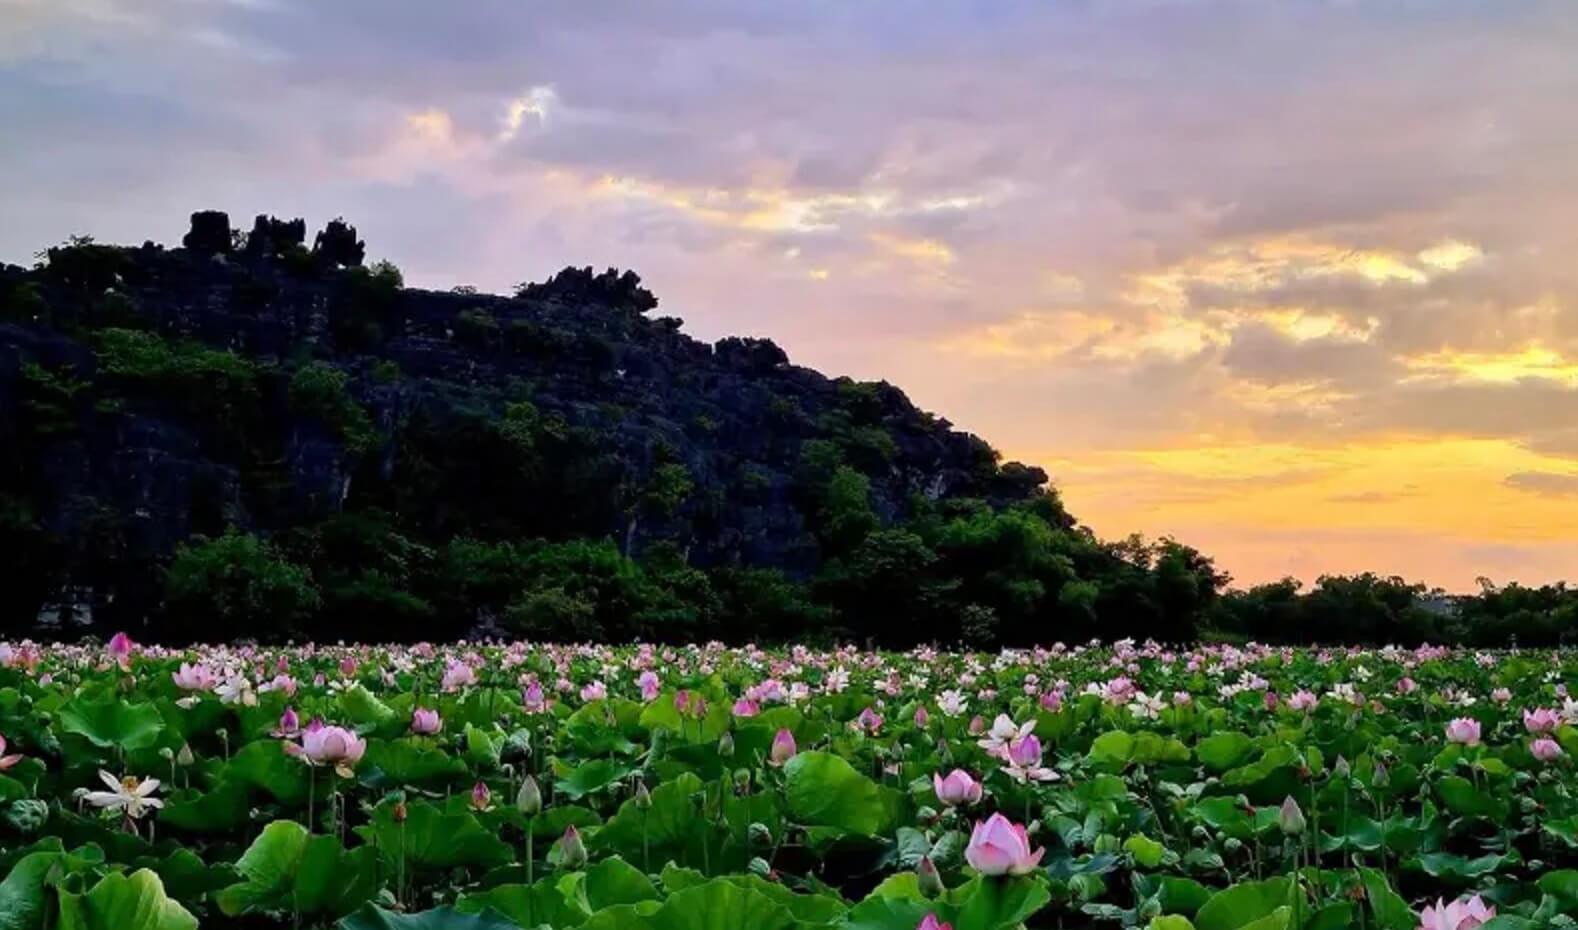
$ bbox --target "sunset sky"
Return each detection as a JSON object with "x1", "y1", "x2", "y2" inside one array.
[{"x1": 4, "y1": 1, "x2": 1578, "y2": 590}]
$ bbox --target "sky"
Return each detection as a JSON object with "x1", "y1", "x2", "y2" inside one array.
[{"x1": 3, "y1": 0, "x2": 1578, "y2": 591}]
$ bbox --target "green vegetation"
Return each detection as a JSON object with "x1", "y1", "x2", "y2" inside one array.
[{"x1": 289, "y1": 362, "x2": 379, "y2": 455}]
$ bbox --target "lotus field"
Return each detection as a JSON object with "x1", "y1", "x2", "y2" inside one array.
[{"x1": 2, "y1": 638, "x2": 1577, "y2": 929}]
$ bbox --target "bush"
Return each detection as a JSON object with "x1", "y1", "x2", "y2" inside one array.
[{"x1": 162, "y1": 530, "x2": 320, "y2": 642}]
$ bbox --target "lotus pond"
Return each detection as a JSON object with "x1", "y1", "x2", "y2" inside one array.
[{"x1": 0, "y1": 636, "x2": 1575, "y2": 930}]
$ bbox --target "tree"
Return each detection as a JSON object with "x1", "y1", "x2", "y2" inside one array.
[
  {"x1": 162, "y1": 531, "x2": 319, "y2": 642},
  {"x1": 313, "y1": 218, "x2": 366, "y2": 268},
  {"x1": 182, "y1": 211, "x2": 233, "y2": 255}
]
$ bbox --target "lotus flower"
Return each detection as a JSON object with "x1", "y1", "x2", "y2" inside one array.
[
  {"x1": 470, "y1": 780, "x2": 492, "y2": 811},
  {"x1": 273, "y1": 706, "x2": 301, "y2": 738},
  {"x1": 84, "y1": 770, "x2": 162, "y2": 819},
  {"x1": 1532, "y1": 737, "x2": 1564, "y2": 761},
  {"x1": 769, "y1": 728, "x2": 798, "y2": 766},
  {"x1": 580, "y1": 680, "x2": 607, "y2": 702},
  {"x1": 107, "y1": 632, "x2": 134, "y2": 669},
  {"x1": 914, "y1": 705, "x2": 930, "y2": 728},
  {"x1": 286, "y1": 721, "x2": 366, "y2": 776},
  {"x1": 933, "y1": 769, "x2": 983, "y2": 807},
  {"x1": 0, "y1": 734, "x2": 22, "y2": 770},
  {"x1": 1445, "y1": 717, "x2": 1482, "y2": 746},
  {"x1": 171, "y1": 662, "x2": 218, "y2": 692},
  {"x1": 855, "y1": 707, "x2": 883, "y2": 734},
  {"x1": 1416, "y1": 894, "x2": 1494, "y2": 930},
  {"x1": 639, "y1": 670, "x2": 661, "y2": 701},
  {"x1": 965, "y1": 812, "x2": 1044, "y2": 875},
  {"x1": 1524, "y1": 707, "x2": 1560, "y2": 734},
  {"x1": 917, "y1": 915, "x2": 952, "y2": 930},
  {"x1": 411, "y1": 707, "x2": 442, "y2": 735},
  {"x1": 442, "y1": 662, "x2": 477, "y2": 692},
  {"x1": 1287, "y1": 690, "x2": 1317, "y2": 711},
  {"x1": 977, "y1": 714, "x2": 1034, "y2": 759},
  {"x1": 733, "y1": 698, "x2": 761, "y2": 717},
  {"x1": 522, "y1": 681, "x2": 548, "y2": 713}
]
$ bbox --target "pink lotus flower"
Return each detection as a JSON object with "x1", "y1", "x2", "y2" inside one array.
[
  {"x1": 339, "y1": 657, "x2": 358, "y2": 678},
  {"x1": 917, "y1": 915, "x2": 953, "y2": 930},
  {"x1": 1007, "y1": 734, "x2": 1043, "y2": 768},
  {"x1": 639, "y1": 670, "x2": 661, "y2": 701},
  {"x1": 470, "y1": 780, "x2": 492, "y2": 811},
  {"x1": 171, "y1": 662, "x2": 218, "y2": 692},
  {"x1": 273, "y1": 706, "x2": 301, "y2": 738},
  {"x1": 1039, "y1": 691, "x2": 1063, "y2": 711},
  {"x1": 411, "y1": 707, "x2": 442, "y2": 735},
  {"x1": 967, "y1": 715, "x2": 986, "y2": 736},
  {"x1": 580, "y1": 680, "x2": 608, "y2": 702},
  {"x1": 1172, "y1": 690, "x2": 1193, "y2": 706},
  {"x1": 1532, "y1": 737, "x2": 1564, "y2": 762},
  {"x1": 1287, "y1": 690, "x2": 1317, "y2": 712},
  {"x1": 442, "y1": 662, "x2": 477, "y2": 692},
  {"x1": 1445, "y1": 718, "x2": 1482, "y2": 746},
  {"x1": 1491, "y1": 688, "x2": 1512, "y2": 704},
  {"x1": 1524, "y1": 707, "x2": 1560, "y2": 734},
  {"x1": 107, "y1": 632, "x2": 134, "y2": 669},
  {"x1": 1416, "y1": 894, "x2": 1494, "y2": 930},
  {"x1": 977, "y1": 714, "x2": 1034, "y2": 759},
  {"x1": 855, "y1": 707, "x2": 883, "y2": 734},
  {"x1": 522, "y1": 681, "x2": 548, "y2": 713},
  {"x1": 1397, "y1": 677, "x2": 1418, "y2": 695},
  {"x1": 934, "y1": 769, "x2": 984, "y2": 807},
  {"x1": 285, "y1": 721, "x2": 366, "y2": 776},
  {"x1": 769, "y1": 728, "x2": 798, "y2": 766},
  {"x1": 0, "y1": 734, "x2": 23, "y2": 770},
  {"x1": 965, "y1": 812, "x2": 1044, "y2": 875},
  {"x1": 733, "y1": 698, "x2": 761, "y2": 717},
  {"x1": 914, "y1": 705, "x2": 930, "y2": 728}
]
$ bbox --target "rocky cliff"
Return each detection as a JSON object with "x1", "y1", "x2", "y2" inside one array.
[{"x1": 0, "y1": 212, "x2": 1054, "y2": 633}]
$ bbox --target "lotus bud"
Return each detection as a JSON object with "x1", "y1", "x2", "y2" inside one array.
[
  {"x1": 517, "y1": 775, "x2": 543, "y2": 816},
  {"x1": 1372, "y1": 761, "x2": 1390, "y2": 788},
  {"x1": 1333, "y1": 755, "x2": 1350, "y2": 778},
  {"x1": 768, "y1": 729, "x2": 797, "y2": 767},
  {"x1": 471, "y1": 780, "x2": 492, "y2": 811},
  {"x1": 158, "y1": 747, "x2": 174, "y2": 761},
  {"x1": 634, "y1": 781, "x2": 652, "y2": 810},
  {"x1": 559, "y1": 825, "x2": 587, "y2": 869},
  {"x1": 176, "y1": 743, "x2": 195, "y2": 767},
  {"x1": 748, "y1": 856, "x2": 772, "y2": 878},
  {"x1": 748, "y1": 821, "x2": 772, "y2": 845},
  {"x1": 718, "y1": 732, "x2": 735, "y2": 758},
  {"x1": 1278, "y1": 796, "x2": 1306, "y2": 835},
  {"x1": 391, "y1": 800, "x2": 408, "y2": 823},
  {"x1": 1223, "y1": 837, "x2": 1244, "y2": 854},
  {"x1": 917, "y1": 855, "x2": 945, "y2": 897}
]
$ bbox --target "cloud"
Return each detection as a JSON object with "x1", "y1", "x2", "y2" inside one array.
[
  {"x1": 3, "y1": 0, "x2": 1578, "y2": 588},
  {"x1": 1504, "y1": 471, "x2": 1578, "y2": 498}
]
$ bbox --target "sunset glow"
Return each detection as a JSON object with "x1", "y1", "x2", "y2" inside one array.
[{"x1": 3, "y1": 0, "x2": 1576, "y2": 590}]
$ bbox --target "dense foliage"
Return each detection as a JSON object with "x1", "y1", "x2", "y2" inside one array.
[
  {"x1": 0, "y1": 213, "x2": 1571, "y2": 648},
  {"x1": 0, "y1": 636, "x2": 1572, "y2": 929}
]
